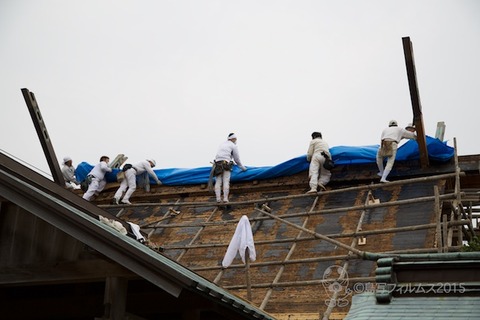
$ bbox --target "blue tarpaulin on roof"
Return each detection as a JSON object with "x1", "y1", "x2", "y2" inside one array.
[{"x1": 75, "y1": 136, "x2": 454, "y2": 186}]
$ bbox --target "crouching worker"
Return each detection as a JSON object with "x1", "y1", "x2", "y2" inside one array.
[
  {"x1": 113, "y1": 158, "x2": 162, "y2": 205},
  {"x1": 83, "y1": 156, "x2": 112, "y2": 201}
]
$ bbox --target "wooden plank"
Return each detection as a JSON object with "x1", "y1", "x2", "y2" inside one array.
[
  {"x1": 21, "y1": 88, "x2": 65, "y2": 186},
  {"x1": 0, "y1": 259, "x2": 136, "y2": 285},
  {"x1": 402, "y1": 37, "x2": 429, "y2": 168}
]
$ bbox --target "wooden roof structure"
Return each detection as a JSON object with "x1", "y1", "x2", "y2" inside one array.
[
  {"x1": 0, "y1": 153, "x2": 276, "y2": 320},
  {"x1": 37, "y1": 147, "x2": 475, "y2": 320},
  {"x1": 4, "y1": 89, "x2": 480, "y2": 319},
  {"x1": 3, "y1": 38, "x2": 479, "y2": 319}
]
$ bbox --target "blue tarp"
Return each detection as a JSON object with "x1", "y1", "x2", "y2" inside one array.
[{"x1": 75, "y1": 136, "x2": 454, "y2": 186}]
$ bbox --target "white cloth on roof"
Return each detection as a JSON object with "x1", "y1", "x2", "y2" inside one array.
[
  {"x1": 222, "y1": 215, "x2": 256, "y2": 268},
  {"x1": 127, "y1": 221, "x2": 145, "y2": 242}
]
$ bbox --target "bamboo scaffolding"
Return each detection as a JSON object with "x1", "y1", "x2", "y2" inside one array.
[
  {"x1": 442, "y1": 214, "x2": 448, "y2": 253},
  {"x1": 161, "y1": 220, "x2": 470, "y2": 251},
  {"x1": 322, "y1": 191, "x2": 372, "y2": 320},
  {"x1": 176, "y1": 207, "x2": 219, "y2": 262},
  {"x1": 145, "y1": 192, "x2": 460, "y2": 229},
  {"x1": 100, "y1": 172, "x2": 462, "y2": 210},
  {"x1": 435, "y1": 186, "x2": 442, "y2": 253},
  {"x1": 191, "y1": 245, "x2": 464, "y2": 272},
  {"x1": 146, "y1": 198, "x2": 181, "y2": 238},
  {"x1": 254, "y1": 208, "x2": 366, "y2": 258},
  {"x1": 224, "y1": 276, "x2": 377, "y2": 290},
  {"x1": 260, "y1": 193, "x2": 321, "y2": 310},
  {"x1": 128, "y1": 158, "x2": 474, "y2": 315}
]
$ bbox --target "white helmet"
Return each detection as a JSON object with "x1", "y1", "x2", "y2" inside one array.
[
  {"x1": 388, "y1": 120, "x2": 398, "y2": 127},
  {"x1": 147, "y1": 159, "x2": 156, "y2": 167}
]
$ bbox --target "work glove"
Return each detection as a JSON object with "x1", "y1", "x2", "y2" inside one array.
[
  {"x1": 157, "y1": 180, "x2": 163, "y2": 185},
  {"x1": 241, "y1": 166, "x2": 247, "y2": 172}
]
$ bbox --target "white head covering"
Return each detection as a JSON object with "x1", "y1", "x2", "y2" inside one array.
[
  {"x1": 146, "y1": 159, "x2": 156, "y2": 167},
  {"x1": 63, "y1": 156, "x2": 72, "y2": 164},
  {"x1": 228, "y1": 133, "x2": 237, "y2": 140}
]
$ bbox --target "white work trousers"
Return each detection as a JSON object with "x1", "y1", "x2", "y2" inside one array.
[
  {"x1": 82, "y1": 177, "x2": 107, "y2": 201},
  {"x1": 309, "y1": 153, "x2": 331, "y2": 189},
  {"x1": 215, "y1": 170, "x2": 231, "y2": 202},
  {"x1": 376, "y1": 141, "x2": 398, "y2": 179},
  {"x1": 114, "y1": 168, "x2": 137, "y2": 201}
]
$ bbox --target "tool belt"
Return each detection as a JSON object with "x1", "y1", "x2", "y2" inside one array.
[
  {"x1": 213, "y1": 160, "x2": 233, "y2": 176},
  {"x1": 380, "y1": 140, "x2": 396, "y2": 156}
]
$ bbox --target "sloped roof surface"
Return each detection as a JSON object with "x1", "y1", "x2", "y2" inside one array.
[
  {"x1": 0, "y1": 153, "x2": 275, "y2": 319},
  {"x1": 98, "y1": 174, "x2": 449, "y2": 315}
]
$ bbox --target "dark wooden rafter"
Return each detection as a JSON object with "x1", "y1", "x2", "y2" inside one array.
[
  {"x1": 21, "y1": 88, "x2": 65, "y2": 186},
  {"x1": 402, "y1": 37, "x2": 430, "y2": 168}
]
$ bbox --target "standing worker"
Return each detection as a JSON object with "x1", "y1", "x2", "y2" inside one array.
[
  {"x1": 306, "y1": 131, "x2": 332, "y2": 194},
  {"x1": 376, "y1": 120, "x2": 417, "y2": 183},
  {"x1": 212, "y1": 133, "x2": 247, "y2": 203},
  {"x1": 82, "y1": 156, "x2": 112, "y2": 201},
  {"x1": 113, "y1": 159, "x2": 162, "y2": 205}
]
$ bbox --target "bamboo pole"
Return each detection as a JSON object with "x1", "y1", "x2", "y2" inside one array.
[
  {"x1": 245, "y1": 247, "x2": 252, "y2": 301},
  {"x1": 176, "y1": 207, "x2": 219, "y2": 262},
  {"x1": 442, "y1": 214, "x2": 448, "y2": 253},
  {"x1": 453, "y1": 137, "x2": 463, "y2": 245},
  {"x1": 224, "y1": 276, "x2": 377, "y2": 290},
  {"x1": 192, "y1": 245, "x2": 464, "y2": 272},
  {"x1": 322, "y1": 191, "x2": 371, "y2": 320},
  {"x1": 260, "y1": 195, "x2": 320, "y2": 310},
  {"x1": 161, "y1": 220, "x2": 470, "y2": 251},
  {"x1": 99, "y1": 172, "x2": 462, "y2": 209},
  {"x1": 254, "y1": 208, "x2": 366, "y2": 257},
  {"x1": 145, "y1": 193, "x2": 460, "y2": 229},
  {"x1": 435, "y1": 186, "x2": 442, "y2": 253}
]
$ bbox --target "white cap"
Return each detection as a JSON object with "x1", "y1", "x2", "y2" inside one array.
[
  {"x1": 389, "y1": 120, "x2": 398, "y2": 127},
  {"x1": 63, "y1": 156, "x2": 72, "y2": 164},
  {"x1": 228, "y1": 133, "x2": 237, "y2": 140},
  {"x1": 147, "y1": 159, "x2": 156, "y2": 167}
]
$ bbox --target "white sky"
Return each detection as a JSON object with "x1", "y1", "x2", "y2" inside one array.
[{"x1": 1, "y1": 0, "x2": 479, "y2": 176}]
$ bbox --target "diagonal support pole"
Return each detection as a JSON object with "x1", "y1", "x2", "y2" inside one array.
[
  {"x1": 402, "y1": 37, "x2": 430, "y2": 168},
  {"x1": 21, "y1": 88, "x2": 65, "y2": 186}
]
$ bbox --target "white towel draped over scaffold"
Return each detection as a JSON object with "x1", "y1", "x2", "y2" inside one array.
[{"x1": 222, "y1": 215, "x2": 256, "y2": 268}]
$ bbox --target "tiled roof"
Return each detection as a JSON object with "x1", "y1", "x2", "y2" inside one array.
[{"x1": 345, "y1": 292, "x2": 480, "y2": 320}]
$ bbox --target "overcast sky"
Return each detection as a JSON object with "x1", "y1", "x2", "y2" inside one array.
[{"x1": 1, "y1": 0, "x2": 479, "y2": 177}]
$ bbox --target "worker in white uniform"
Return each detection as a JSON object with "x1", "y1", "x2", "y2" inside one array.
[
  {"x1": 82, "y1": 156, "x2": 112, "y2": 201},
  {"x1": 213, "y1": 133, "x2": 247, "y2": 203},
  {"x1": 61, "y1": 156, "x2": 80, "y2": 189},
  {"x1": 113, "y1": 159, "x2": 162, "y2": 205},
  {"x1": 376, "y1": 120, "x2": 417, "y2": 183},
  {"x1": 306, "y1": 131, "x2": 332, "y2": 194}
]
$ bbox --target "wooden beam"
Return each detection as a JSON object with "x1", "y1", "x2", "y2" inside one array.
[
  {"x1": 103, "y1": 277, "x2": 128, "y2": 320},
  {"x1": 402, "y1": 37, "x2": 430, "y2": 168},
  {"x1": 21, "y1": 88, "x2": 65, "y2": 186},
  {"x1": 0, "y1": 259, "x2": 137, "y2": 285}
]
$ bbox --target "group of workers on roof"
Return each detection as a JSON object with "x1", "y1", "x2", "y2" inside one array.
[{"x1": 61, "y1": 121, "x2": 416, "y2": 204}]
